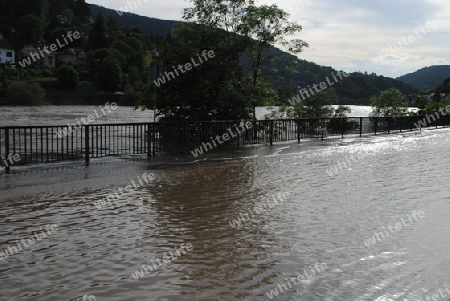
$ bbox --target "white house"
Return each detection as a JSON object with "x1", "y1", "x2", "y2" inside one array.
[{"x1": 0, "y1": 34, "x2": 15, "y2": 68}]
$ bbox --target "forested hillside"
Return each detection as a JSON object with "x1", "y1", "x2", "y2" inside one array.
[
  {"x1": 89, "y1": 4, "x2": 178, "y2": 37},
  {"x1": 88, "y1": 4, "x2": 417, "y2": 106},
  {"x1": 397, "y1": 65, "x2": 450, "y2": 91},
  {"x1": 0, "y1": 0, "x2": 417, "y2": 109}
]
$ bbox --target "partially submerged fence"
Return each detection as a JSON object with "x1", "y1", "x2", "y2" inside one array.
[{"x1": 1, "y1": 115, "x2": 449, "y2": 169}]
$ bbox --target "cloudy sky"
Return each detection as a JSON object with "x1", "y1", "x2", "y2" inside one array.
[{"x1": 88, "y1": 0, "x2": 449, "y2": 78}]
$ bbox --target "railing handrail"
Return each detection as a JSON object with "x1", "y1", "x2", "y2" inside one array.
[{"x1": 0, "y1": 115, "x2": 428, "y2": 129}]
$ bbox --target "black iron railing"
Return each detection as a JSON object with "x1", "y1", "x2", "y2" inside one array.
[{"x1": 1, "y1": 115, "x2": 449, "y2": 169}]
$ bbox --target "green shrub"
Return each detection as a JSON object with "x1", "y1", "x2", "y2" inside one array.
[
  {"x1": 57, "y1": 64, "x2": 79, "y2": 89},
  {"x1": 6, "y1": 81, "x2": 46, "y2": 105},
  {"x1": 77, "y1": 81, "x2": 95, "y2": 92}
]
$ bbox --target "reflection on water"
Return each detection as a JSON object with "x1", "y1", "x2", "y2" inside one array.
[{"x1": 0, "y1": 129, "x2": 450, "y2": 301}]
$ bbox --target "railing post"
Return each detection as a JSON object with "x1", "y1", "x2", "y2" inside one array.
[
  {"x1": 152, "y1": 123, "x2": 156, "y2": 156},
  {"x1": 387, "y1": 117, "x2": 390, "y2": 134},
  {"x1": 322, "y1": 119, "x2": 325, "y2": 140},
  {"x1": 4, "y1": 128, "x2": 10, "y2": 172},
  {"x1": 147, "y1": 123, "x2": 151, "y2": 158},
  {"x1": 359, "y1": 117, "x2": 363, "y2": 137},
  {"x1": 297, "y1": 120, "x2": 300, "y2": 143},
  {"x1": 269, "y1": 120, "x2": 274, "y2": 146},
  {"x1": 374, "y1": 117, "x2": 377, "y2": 135},
  {"x1": 84, "y1": 125, "x2": 90, "y2": 163}
]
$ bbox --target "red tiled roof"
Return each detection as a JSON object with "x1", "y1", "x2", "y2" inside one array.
[{"x1": 0, "y1": 39, "x2": 14, "y2": 50}]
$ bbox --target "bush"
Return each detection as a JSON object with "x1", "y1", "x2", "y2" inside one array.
[
  {"x1": 7, "y1": 81, "x2": 46, "y2": 105},
  {"x1": 57, "y1": 64, "x2": 79, "y2": 89},
  {"x1": 77, "y1": 81, "x2": 95, "y2": 92}
]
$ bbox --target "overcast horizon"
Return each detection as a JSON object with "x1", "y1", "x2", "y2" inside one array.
[{"x1": 87, "y1": 0, "x2": 449, "y2": 79}]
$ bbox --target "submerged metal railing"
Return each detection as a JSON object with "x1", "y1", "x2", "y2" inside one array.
[{"x1": 1, "y1": 115, "x2": 449, "y2": 169}]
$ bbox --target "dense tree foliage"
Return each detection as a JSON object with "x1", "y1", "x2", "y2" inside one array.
[
  {"x1": 7, "y1": 82, "x2": 46, "y2": 105},
  {"x1": 370, "y1": 88, "x2": 408, "y2": 117},
  {"x1": 57, "y1": 64, "x2": 79, "y2": 89},
  {"x1": 0, "y1": 0, "x2": 421, "y2": 112}
]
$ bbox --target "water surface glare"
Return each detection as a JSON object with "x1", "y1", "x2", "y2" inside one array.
[{"x1": 1, "y1": 129, "x2": 450, "y2": 301}]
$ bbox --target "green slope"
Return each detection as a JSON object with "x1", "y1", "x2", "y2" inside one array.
[
  {"x1": 89, "y1": 4, "x2": 178, "y2": 37},
  {"x1": 397, "y1": 65, "x2": 450, "y2": 91}
]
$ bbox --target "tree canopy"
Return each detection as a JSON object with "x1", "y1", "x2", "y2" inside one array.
[{"x1": 370, "y1": 88, "x2": 408, "y2": 117}]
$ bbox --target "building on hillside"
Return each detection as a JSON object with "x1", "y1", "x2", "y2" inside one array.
[
  {"x1": 58, "y1": 48, "x2": 87, "y2": 69},
  {"x1": 20, "y1": 44, "x2": 57, "y2": 68},
  {"x1": 427, "y1": 93, "x2": 447, "y2": 101},
  {"x1": 0, "y1": 34, "x2": 15, "y2": 68}
]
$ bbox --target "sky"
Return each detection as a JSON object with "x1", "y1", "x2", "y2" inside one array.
[{"x1": 87, "y1": 0, "x2": 449, "y2": 78}]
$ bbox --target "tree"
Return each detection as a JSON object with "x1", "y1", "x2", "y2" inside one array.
[
  {"x1": 183, "y1": 0, "x2": 307, "y2": 118},
  {"x1": 370, "y1": 88, "x2": 408, "y2": 117},
  {"x1": 291, "y1": 88, "x2": 337, "y2": 119},
  {"x1": 413, "y1": 91, "x2": 428, "y2": 111},
  {"x1": 240, "y1": 4, "x2": 308, "y2": 115},
  {"x1": 7, "y1": 82, "x2": 46, "y2": 105},
  {"x1": 57, "y1": 64, "x2": 79, "y2": 89},
  {"x1": 333, "y1": 105, "x2": 351, "y2": 118},
  {"x1": 154, "y1": 22, "x2": 250, "y2": 121},
  {"x1": 15, "y1": 15, "x2": 44, "y2": 46},
  {"x1": 98, "y1": 58, "x2": 122, "y2": 91},
  {"x1": 90, "y1": 13, "x2": 108, "y2": 50}
]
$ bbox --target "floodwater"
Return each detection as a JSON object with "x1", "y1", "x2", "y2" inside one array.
[
  {"x1": 1, "y1": 121, "x2": 450, "y2": 301},
  {"x1": 0, "y1": 105, "x2": 381, "y2": 127}
]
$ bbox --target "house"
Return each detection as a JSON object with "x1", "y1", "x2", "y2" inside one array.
[
  {"x1": 0, "y1": 34, "x2": 15, "y2": 68},
  {"x1": 20, "y1": 44, "x2": 57, "y2": 68},
  {"x1": 58, "y1": 48, "x2": 87, "y2": 69}
]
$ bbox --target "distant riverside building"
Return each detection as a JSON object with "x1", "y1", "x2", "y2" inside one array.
[
  {"x1": 19, "y1": 45, "x2": 86, "y2": 70},
  {"x1": 0, "y1": 34, "x2": 15, "y2": 68},
  {"x1": 21, "y1": 44, "x2": 57, "y2": 69}
]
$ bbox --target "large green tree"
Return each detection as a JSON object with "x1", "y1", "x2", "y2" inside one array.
[
  {"x1": 15, "y1": 15, "x2": 44, "y2": 47},
  {"x1": 291, "y1": 88, "x2": 336, "y2": 119},
  {"x1": 370, "y1": 88, "x2": 408, "y2": 117},
  {"x1": 149, "y1": 0, "x2": 307, "y2": 121}
]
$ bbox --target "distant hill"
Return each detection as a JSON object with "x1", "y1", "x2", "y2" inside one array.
[
  {"x1": 397, "y1": 65, "x2": 450, "y2": 91},
  {"x1": 89, "y1": 4, "x2": 178, "y2": 37},
  {"x1": 88, "y1": 3, "x2": 417, "y2": 105}
]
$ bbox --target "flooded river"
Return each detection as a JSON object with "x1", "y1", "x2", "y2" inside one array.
[{"x1": 1, "y1": 119, "x2": 450, "y2": 300}]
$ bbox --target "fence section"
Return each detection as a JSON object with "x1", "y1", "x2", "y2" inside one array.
[{"x1": 1, "y1": 115, "x2": 450, "y2": 169}]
